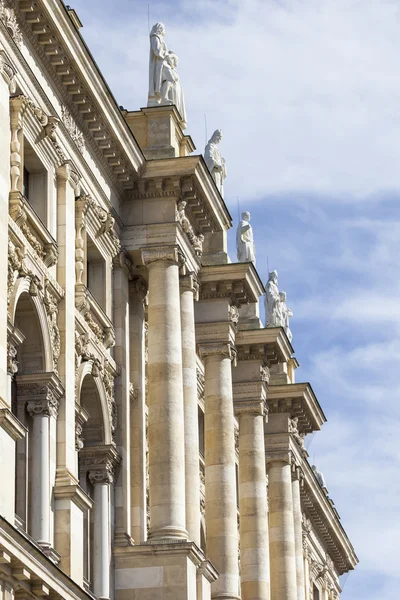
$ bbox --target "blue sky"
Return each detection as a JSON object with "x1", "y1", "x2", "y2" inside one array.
[{"x1": 70, "y1": 0, "x2": 400, "y2": 596}]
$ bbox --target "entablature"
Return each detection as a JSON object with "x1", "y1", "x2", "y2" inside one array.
[
  {"x1": 134, "y1": 156, "x2": 232, "y2": 233},
  {"x1": 199, "y1": 262, "x2": 264, "y2": 306},
  {"x1": 235, "y1": 326, "x2": 293, "y2": 365},
  {"x1": 301, "y1": 458, "x2": 358, "y2": 575},
  {"x1": 267, "y1": 382, "x2": 326, "y2": 435}
]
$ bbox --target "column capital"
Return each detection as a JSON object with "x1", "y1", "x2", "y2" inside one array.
[
  {"x1": 198, "y1": 342, "x2": 237, "y2": 363},
  {"x1": 0, "y1": 50, "x2": 16, "y2": 93},
  {"x1": 16, "y1": 372, "x2": 64, "y2": 419},
  {"x1": 180, "y1": 271, "x2": 199, "y2": 298},
  {"x1": 266, "y1": 449, "x2": 292, "y2": 466},
  {"x1": 234, "y1": 398, "x2": 267, "y2": 417},
  {"x1": 79, "y1": 444, "x2": 121, "y2": 485},
  {"x1": 141, "y1": 245, "x2": 180, "y2": 266}
]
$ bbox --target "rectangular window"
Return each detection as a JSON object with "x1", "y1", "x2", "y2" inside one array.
[
  {"x1": 23, "y1": 139, "x2": 48, "y2": 225},
  {"x1": 86, "y1": 235, "x2": 106, "y2": 309}
]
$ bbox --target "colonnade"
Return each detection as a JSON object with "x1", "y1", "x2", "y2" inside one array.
[{"x1": 140, "y1": 243, "x2": 310, "y2": 600}]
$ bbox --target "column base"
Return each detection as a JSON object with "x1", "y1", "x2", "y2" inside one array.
[
  {"x1": 147, "y1": 524, "x2": 189, "y2": 542},
  {"x1": 114, "y1": 542, "x2": 218, "y2": 600},
  {"x1": 114, "y1": 530, "x2": 135, "y2": 546}
]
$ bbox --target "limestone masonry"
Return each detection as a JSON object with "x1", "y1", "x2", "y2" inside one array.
[{"x1": 0, "y1": 3, "x2": 358, "y2": 600}]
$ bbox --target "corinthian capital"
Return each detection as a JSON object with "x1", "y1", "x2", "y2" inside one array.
[
  {"x1": 141, "y1": 245, "x2": 179, "y2": 266},
  {"x1": 17, "y1": 372, "x2": 64, "y2": 419},
  {"x1": 79, "y1": 444, "x2": 121, "y2": 485}
]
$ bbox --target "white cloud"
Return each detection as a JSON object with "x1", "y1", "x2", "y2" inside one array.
[
  {"x1": 70, "y1": 2, "x2": 400, "y2": 596},
  {"x1": 75, "y1": 0, "x2": 400, "y2": 204}
]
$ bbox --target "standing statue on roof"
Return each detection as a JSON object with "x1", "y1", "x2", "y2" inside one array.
[
  {"x1": 236, "y1": 211, "x2": 256, "y2": 266},
  {"x1": 204, "y1": 129, "x2": 227, "y2": 198},
  {"x1": 265, "y1": 271, "x2": 293, "y2": 340},
  {"x1": 312, "y1": 464, "x2": 328, "y2": 492},
  {"x1": 147, "y1": 24, "x2": 187, "y2": 127},
  {"x1": 148, "y1": 23, "x2": 167, "y2": 106}
]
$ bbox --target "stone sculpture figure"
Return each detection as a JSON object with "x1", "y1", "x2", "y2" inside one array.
[
  {"x1": 161, "y1": 51, "x2": 187, "y2": 127},
  {"x1": 279, "y1": 291, "x2": 293, "y2": 342},
  {"x1": 236, "y1": 211, "x2": 256, "y2": 265},
  {"x1": 312, "y1": 465, "x2": 328, "y2": 491},
  {"x1": 265, "y1": 270, "x2": 281, "y2": 327},
  {"x1": 204, "y1": 129, "x2": 227, "y2": 197},
  {"x1": 148, "y1": 22, "x2": 167, "y2": 106}
]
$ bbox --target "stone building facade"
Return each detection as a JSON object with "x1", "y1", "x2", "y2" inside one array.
[{"x1": 0, "y1": 3, "x2": 358, "y2": 600}]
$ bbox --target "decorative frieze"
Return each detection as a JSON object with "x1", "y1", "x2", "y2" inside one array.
[
  {"x1": 43, "y1": 278, "x2": 61, "y2": 372},
  {"x1": 61, "y1": 105, "x2": 85, "y2": 153},
  {"x1": 103, "y1": 360, "x2": 117, "y2": 436}
]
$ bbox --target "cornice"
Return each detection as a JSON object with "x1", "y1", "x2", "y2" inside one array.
[
  {"x1": 13, "y1": 0, "x2": 143, "y2": 189},
  {"x1": 267, "y1": 382, "x2": 326, "y2": 434},
  {"x1": 301, "y1": 459, "x2": 359, "y2": 574},
  {"x1": 235, "y1": 326, "x2": 293, "y2": 364},
  {"x1": 139, "y1": 156, "x2": 232, "y2": 232},
  {"x1": 199, "y1": 262, "x2": 264, "y2": 306}
]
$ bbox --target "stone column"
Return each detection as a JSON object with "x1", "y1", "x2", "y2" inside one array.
[
  {"x1": 91, "y1": 473, "x2": 112, "y2": 600},
  {"x1": 113, "y1": 255, "x2": 133, "y2": 545},
  {"x1": 291, "y1": 464, "x2": 305, "y2": 600},
  {"x1": 236, "y1": 400, "x2": 270, "y2": 600},
  {"x1": 199, "y1": 343, "x2": 239, "y2": 600},
  {"x1": 129, "y1": 277, "x2": 147, "y2": 542},
  {"x1": 80, "y1": 445, "x2": 120, "y2": 600},
  {"x1": 180, "y1": 272, "x2": 201, "y2": 546},
  {"x1": 142, "y1": 246, "x2": 187, "y2": 541},
  {"x1": 56, "y1": 162, "x2": 80, "y2": 482},
  {"x1": 267, "y1": 455, "x2": 297, "y2": 600},
  {"x1": 24, "y1": 380, "x2": 61, "y2": 550}
]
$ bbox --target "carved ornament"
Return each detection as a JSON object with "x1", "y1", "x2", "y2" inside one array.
[
  {"x1": 0, "y1": 1, "x2": 22, "y2": 47},
  {"x1": 141, "y1": 245, "x2": 180, "y2": 266},
  {"x1": 0, "y1": 49, "x2": 16, "y2": 92}
]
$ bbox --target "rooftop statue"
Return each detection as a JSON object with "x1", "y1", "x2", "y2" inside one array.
[
  {"x1": 236, "y1": 211, "x2": 256, "y2": 266},
  {"x1": 147, "y1": 24, "x2": 187, "y2": 126},
  {"x1": 264, "y1": 271, "x2": 293, "y2": 340},
  {"x1": 312, "y1": 464, "x2": 328, "y2": 491},
  {"x1": 148, "y1": 23, "x2": 167, "y2": 106},
  {"x1": 161, "y1": 51, "x2": 187, "y2": 127},
  {"x1": 204, "y1": 129, "x2": 227, "y2": 198},
  {"x1": 279, "y1": 291, "x2": 293, "y2": 342}
]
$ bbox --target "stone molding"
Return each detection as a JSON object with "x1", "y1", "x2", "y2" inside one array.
[
  {"x1": 0, "y1": 48, "x2": 16, "y2": 92},
  {"x1": 79, "y1": 444, "x2": 121, "y2": 486},
  {"x1": 141, "y1": 245, "x2": 180, "y2": 266},
  {"x1": 0, "y1": 408, "x2": 26, "y2": 440},
  {"x1": 16, "y1": 372, "x2": 64, "y2": 419},
  {"x1": 56, "y1": 160, "x2": 81, "y2": 191}
]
